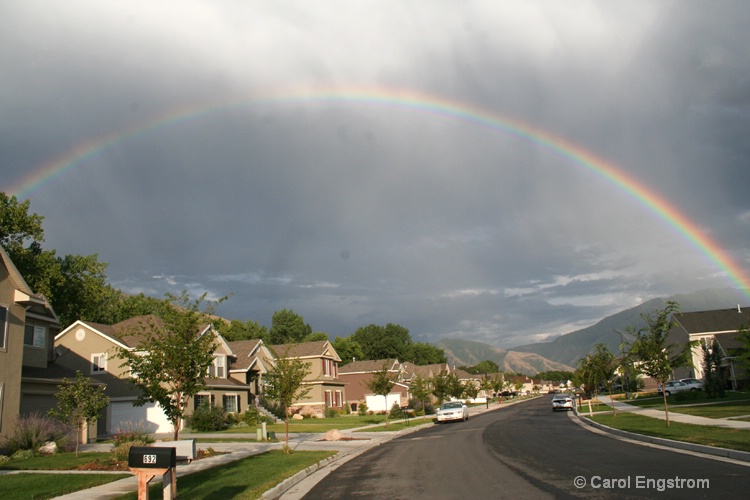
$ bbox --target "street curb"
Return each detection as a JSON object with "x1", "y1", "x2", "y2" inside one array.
[{"x1": 573, "y1": 411, "x2": 750, "y2": 464}]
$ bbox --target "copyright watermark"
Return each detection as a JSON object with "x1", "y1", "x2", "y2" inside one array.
[{"x1": 574, "y1": 475, "x2": 709, "y2": 492}]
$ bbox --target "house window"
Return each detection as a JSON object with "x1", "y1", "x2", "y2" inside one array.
[
  {"x1": 0, "y1": 383, "x2": 4, "y2": 432},
  {"x1": 0, "y1": 306, "x2": 7, "y2": 350},
  {"x1": 208, "y1": 355, "x2": 225, "y2": 378},
  {"x1": 335, "y1": 391, "x2": 343, "y2": 408},
  {"x1": 194, "y1": 394, "x2": 214, "y2": 409},
  {"x1": 223, "y1": 395, "x2": 238, "y2": 413},
  {"x1": 322, "y1": 359, "x2": 336, "y2": 377},
  {"x1": 325, "y1": 390, "x2": 332, "y2": 407},
  {"x1": 24, "y1": 324, "x2": 46, "y2": 348},
  {"x1": 91, "y1": 353, "x2": 107, "y2": 374}
]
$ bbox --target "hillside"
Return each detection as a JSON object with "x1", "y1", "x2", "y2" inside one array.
[
  {"x1": 512, "y1": 287, "x2": 747, "y2": 367},
  {"x1": 438, "y1": 338, "x2": 575, "y2": 374}
]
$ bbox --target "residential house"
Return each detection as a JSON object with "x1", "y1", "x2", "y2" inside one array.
[
  {"x1": 338, "y1": 359, "x2": 409, "y2": 412},
  {"x1": 227, "y1": 338, "x2": 274, "y2": 405},
  {"x1": 0, "y1": 246, "x2": 74, "y2": 441},
  {"x1": 671, "y1": 306, "x2": 750, "y2": 389},
  {"x1": 54, "y1": 315, "x2": 250, "y2": 435},
  {"x1": 268, "y1": 341, "x2": 346, "y2": 416}
]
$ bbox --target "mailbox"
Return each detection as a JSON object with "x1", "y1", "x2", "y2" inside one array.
[{"x1": 128, "y1": 446, "x2": 176, "y2": 469}]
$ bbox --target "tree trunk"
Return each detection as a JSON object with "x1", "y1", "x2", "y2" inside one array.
[{"x1": 661, "y1": 383, "x2": 670, "y2": 427}]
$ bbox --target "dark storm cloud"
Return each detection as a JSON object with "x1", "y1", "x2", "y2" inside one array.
[{"x1": 2, "y1": 1, "x2": 749, "y2": 347}]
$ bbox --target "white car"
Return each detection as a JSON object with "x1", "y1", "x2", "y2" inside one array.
[
  {"x1": 679, "y1": 378, "x2": 704, "y2": 391},
  {"x1": 658, "y1": 380, "x2": 689, "y2": 396},
  {"x1": 436, "y1": 401, "x2": 469, "y2": 423},
  {"x1": 551, "y1": 394, "x2": 574, "y2": 411}
]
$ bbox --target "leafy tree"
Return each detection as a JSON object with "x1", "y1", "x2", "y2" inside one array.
[
  {"x1": 627, "y1": 301, "x2": 696, "y2": 426},
  {"x1": 430, "y1": 371, "x2": 454, "y2": 405},
  {"x1": 215, "y1": 318, "x2": 268, "y2": 342},
  {"x1": 463, "y1": 360, "x2": 500, "y2": 375},
  {"x1": 116, "y1": 292, "x2": 223, "y2": 439},
  {"x1": 702, "y1": 338, "x2": 727, "y2": 398},
  {"x1": 332, "y1": 336, "x2": 365, "y2": 365},
  {"x1": 576, "y1": 344, "x2": 617, "y2": 414},
  {"x1": 304, "y1": 332, "x2": 329, "y2": 342},
  {"x1": 264, "y1": 345, "x2": 313, "y2": 451},
  {"x1": 352, "y1": 323, "x2": 412, "y2": 361},
  {"x1": 406, "y1": 341, "x2": 447, "y2": 365},
  {"x1": 268, "y1": 309, "x2": 312, "y2": 345},
  {"x1": 364, "y1": 361, "x2": 396, "y2": 428},
  {"x1": 48, "y1": 371, "x2": 110, "y2": 457},
  {"x1": 0, "y1": 193, "x2": 45, "y2": 254},
  {"x1": 732, "y1": 325, "x2": 750, "y2": 374},
  {"x1": 409, "y1": 374, "x2": 432, "y2": 417}
]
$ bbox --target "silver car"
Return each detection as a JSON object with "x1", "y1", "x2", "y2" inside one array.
[
  {"x1": 679, "y1": 378, "x2": 704, "y2": 391},
  {"x1": 436, "y1": 401, "x2": 469, "y2": 423},
  {"x1": 551, "y1": 394, "x2": 574, "y2": 411}
]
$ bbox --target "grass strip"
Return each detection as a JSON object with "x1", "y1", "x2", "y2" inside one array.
[
  {"x1": 354, "y1": 419, "x2": 434, "y2": 432},
  {"x1": 0, "y1": 472, "x2": 129, "y2": 499},
  {"x1": 117, "y1": 450, "x2": 335, "y2": 500},
  {"x1": 0, "y1": 452, "x2": 115, "y2": 471},
  {"x1": 590, "y1": 412, "x2": 750, "y2": 453}
]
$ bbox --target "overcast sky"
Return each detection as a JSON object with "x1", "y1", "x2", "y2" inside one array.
[{"x1": 3, "y1": 1, "x2": 749, "y2": 347}]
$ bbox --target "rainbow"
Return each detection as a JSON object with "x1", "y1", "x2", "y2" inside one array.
[{"x1": 7, "y1": 85, "x2": 750, "y2": 297}]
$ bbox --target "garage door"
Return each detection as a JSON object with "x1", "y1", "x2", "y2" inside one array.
[{"x1": 110, "y1": 401, "x2": 173, "y2": 434}]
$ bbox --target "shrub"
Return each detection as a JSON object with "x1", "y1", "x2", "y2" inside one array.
[
  {"x1": 112, "y1": 439, "x2": 150, "y2": 462},
  {"x1": 0, "y1": 455, "x2": 10, "y2": 464},
  {"x1": 113, "y1": 419, "x2": 155, "y2": 446},
  {"x1": 389, "y1": 402, "x2": 404, "y2": 419},
  {"x1": 1, "y1": 412, "x2": 75, "y2": 455},
  {"x1": 241, "y1": 407, "x2": 262, "y2": 426},
  {"x1": 188, "y1": 402, "x2": 228, "y2": 432},
  {"x1": 357, "y1": 402, "x2": 368, "y2": 416},
  {"x1": 325, "y1": 407, "x2": 339, "y2": 418},
  {"x1": 11, "y1": 449, "x2": 37, "y2": 461}
]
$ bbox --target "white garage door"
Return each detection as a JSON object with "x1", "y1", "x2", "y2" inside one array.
[{"x1": 110, "y1": 401, "x2": 173, "y2": 434}]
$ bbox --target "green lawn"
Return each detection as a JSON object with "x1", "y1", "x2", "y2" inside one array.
[
  {"x1": 590, "y1": 412, "x2": 750, "y2": 453},
  {"x1": 668, "y1": 400, "x2": 750, "y2": 419},
  {"x1": 0, "y1": 473, "x2": 129, "y2": 499},
  {"x1": 116, "y1": 450, "x2": 335, "y2": 500},
  {"x1": 0, "y1": 452, "x2": 118, "y2": 471},
  {"x1": 624, "y1": 391, "x2": 750, "y2": 408},
  {"x1": 204, "y1": 414, "x2": 389, "y2": 434}
]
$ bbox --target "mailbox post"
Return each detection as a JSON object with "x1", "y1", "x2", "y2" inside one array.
[{"x1": 128, "y1": 446, "x2": 177, "y2": 499}]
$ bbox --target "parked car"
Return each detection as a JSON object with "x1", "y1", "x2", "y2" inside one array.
[
  {"x1": 551, "y1": 393, "x2": 574, "y2": 411},
  {"x1": 657, "y1": 380, "x2": 689, "y2": 396},
  {"x1": 679, "y1": 378, "x2": 704, "y2": 391},
  {"x1": 435, "y1": 401, "x2": 469, "y2": 423}
]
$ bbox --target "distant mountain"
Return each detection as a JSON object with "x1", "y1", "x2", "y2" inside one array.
[
  {"x1": 438, "y1": 338, "x2": 575, "y2": 374},
  {"x1": 512, "y1": 288, "x2": 748, "y2": 367}
]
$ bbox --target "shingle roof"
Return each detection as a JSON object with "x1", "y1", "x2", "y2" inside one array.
[
  {"x1": 674, "y1": 307, "x2": 750, "y2": 334},
  {"x1": 269, "y1": 340, "x2": 331, "y2": 358},
  {"x1": 339, "y1": 359, "x2": 399, "y2": 374},
  {"x1": 0, "y1": 245, "x2": 33, "y2": 295},
  {"x1": 227, "y1": 339, "x2": 264, "y2": 370}
]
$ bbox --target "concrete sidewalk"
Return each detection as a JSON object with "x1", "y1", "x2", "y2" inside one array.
[{"x1": 591, "y1": 395, "x2": 750, "y2": 429}]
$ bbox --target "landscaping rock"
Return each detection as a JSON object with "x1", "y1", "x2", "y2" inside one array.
[
  {"x1": 292, "y1": 414, "x2": 304, "y2": 420},
  {"x1": 39, "y1": 441, "x2": 58, "y2": 455},
  {"x1": 322, "y1": 429, "x2": 344, "y2": 441}
]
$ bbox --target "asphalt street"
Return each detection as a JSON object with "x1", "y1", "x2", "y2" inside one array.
[{"x1": 300, "y1": 397, "x2": 750, "y2": 499}]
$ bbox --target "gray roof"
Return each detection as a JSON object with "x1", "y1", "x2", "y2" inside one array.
[{"x1": 674, "y1": 307, "x2": 750, "y2": 334}]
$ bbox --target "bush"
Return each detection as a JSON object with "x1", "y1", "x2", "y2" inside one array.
[
  {"x1": 11, "y1": 449, "x2": 37, "y2": 461},
  {"x1": 1, "y1": 412, "x2": 75, "y2": 455},
  {"x1": 188, "y1": 402, "x2": 228, "y2": 432},
  {"x1": 389, "y1": 402, "x2": 404, "y2": 419},
  {"x1": 0, "y1": 455, "x2": 10, "y2": 464},
  {"x1": 112, "y1": 439, "x2": 150, "y2": 462},
  {"x1": 357, "y1": 402, "x2": 368, "y2": 416},
  {"x1": 325, "y1": 407, "x2": 339, "y2": 418},
  {"x1": 241, "y1": 407, "x2": 262, "y2": 426},
  {"x1": 113, "y1": 419, "x2": 155, "y2": 446}
]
